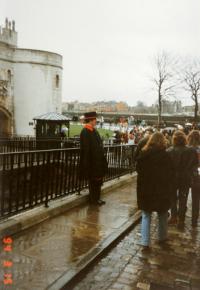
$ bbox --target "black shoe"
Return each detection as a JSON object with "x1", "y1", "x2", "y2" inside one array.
[
  {"x1": 97, "y1": 199, "x2": 106, "y2": 205},
  {"x1": 157, "y1": 238, "x2": 169, "y2": 245},
  {"x1": 99, "y1": 199, "x2": 106, "y2": 204},
  {"x1": 141, "y1": 245, "x2": 151, "y2": 252}
]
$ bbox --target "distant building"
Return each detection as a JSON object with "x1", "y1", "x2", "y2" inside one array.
[
  {"x1": 62, "y1": 102, "x2": 69, "y2": 112},
  {"x1": 162, "y1": 100, "x2": 182, "y2": 114},
  {"x1": 115, "y1": 101, "x2": 129, "y2": 112},
  {"x1": 182, "y1": 105, "x2": 195, "y2": 114},
  {"x1": 0, "y1": 18, "x2": 62, "y2": 136},
  {"x1": 62, "y1": 100, "x2": 130, "y2": 113}
]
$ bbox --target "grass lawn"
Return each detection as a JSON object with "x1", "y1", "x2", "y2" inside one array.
[{"x1": 69, "y1": 124, "x2": 113, "y2": 139}]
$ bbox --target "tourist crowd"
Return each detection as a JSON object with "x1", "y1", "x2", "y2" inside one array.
[
  {"x1": 79, "y1": 111, "x2": 200, "y2": 251},
  {"x1": 113, "y1": 123, "x2": 199, "y2": 146},
  {"x1": 135, "y1": 128, "x2": 200, "y2": 250}
]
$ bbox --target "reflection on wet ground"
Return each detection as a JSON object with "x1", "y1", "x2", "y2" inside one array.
[{"x1": 0, "y1": 180, "x2": 137, "y2": 290}]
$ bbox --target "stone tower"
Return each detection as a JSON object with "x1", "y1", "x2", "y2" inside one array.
[
  {"x1": 0, "y1": 18, "x2": 18, "y2": 47},
  {"x1": 0, "y1": 18, "x2": 16, "y2": 136},
  {"x1": 0, "y1": 18, "x2": 62, "y2": 136}
]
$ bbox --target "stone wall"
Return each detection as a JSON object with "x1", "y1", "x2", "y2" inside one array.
[
  {"x1": 13, "y1": 49, "x2": 62, "y2": 135},
  {"x1": 0, "y1": 19, "x2": 62, "y2": 136}
]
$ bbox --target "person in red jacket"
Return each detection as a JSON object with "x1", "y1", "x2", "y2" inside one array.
[{"x1": 79, "y1": 112, "x2": 108, "y2": 205}]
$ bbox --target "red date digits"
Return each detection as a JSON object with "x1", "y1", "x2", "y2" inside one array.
[
  {"x1": 3, "y1": 260, "x2": 13, "y2": 267},
  {"x1": 4, "y1": 273, "x2": 13, "y2": 285},
  {"x1": 3, "y1": 237, "x2": 13, "y2": 244}
]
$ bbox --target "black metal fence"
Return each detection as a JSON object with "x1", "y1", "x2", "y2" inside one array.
[
  {"x1": 0, "y1": 137, "x2": 80, "y2": 153},
  {"x1": 0, "y1": 145, "x2": 137, "y2": 219},
  {"x1": 0, "y1": 136, "x2": 120, "y2": 153}
]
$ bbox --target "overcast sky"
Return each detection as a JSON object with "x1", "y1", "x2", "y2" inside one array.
[{"x1": 1, "y1": 0, "x2": 200, "y2": 106}]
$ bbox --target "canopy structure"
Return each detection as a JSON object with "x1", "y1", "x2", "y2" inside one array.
[{"x1": 33, "y1": 112, "x2": 71, "y2": 138}]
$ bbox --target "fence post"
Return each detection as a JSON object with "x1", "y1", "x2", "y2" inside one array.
[{"x1": 45, "y1": 151, "x2": 50, "y2": 208}]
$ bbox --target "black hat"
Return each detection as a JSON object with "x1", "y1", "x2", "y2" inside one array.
[{"x1": 84, "y1": 111, "x2": 97, "y2": 120}]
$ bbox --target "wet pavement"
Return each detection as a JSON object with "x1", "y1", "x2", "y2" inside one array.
[
  {"x1": 0, "y1": 179, "x2": 138, "y2": 290},
  {"x1": 71, "y1": 193, "x2": 200, "y2": 290}
]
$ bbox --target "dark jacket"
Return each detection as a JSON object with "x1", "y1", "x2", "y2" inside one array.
[
  {"x1": 136, "y1": 148, "x2": 173, "y2": 212},
  {"x1": 167, "y1": 145, "x2": 198, "y2": 188},
  {"x1": 79, "y1": 127, "x2": 108, "y2": 180}
]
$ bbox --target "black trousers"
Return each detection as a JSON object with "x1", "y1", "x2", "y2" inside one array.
[
  {"x1": 88, "y1": 179, "x2": 102, "y2": 203},
  {"x1": 171, "y1": 185, "x2": 189, "y2": 222}
]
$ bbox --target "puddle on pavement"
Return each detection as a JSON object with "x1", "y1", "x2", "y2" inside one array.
[{"x1": 0, "y1": 182, "x2": 137, "y2": 290}]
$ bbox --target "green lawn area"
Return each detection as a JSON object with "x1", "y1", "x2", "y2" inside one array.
[{"x1": 69, "y1": 124, "x2": 113, "y2": 139}]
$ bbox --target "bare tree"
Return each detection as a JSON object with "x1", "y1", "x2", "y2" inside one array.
[
  {"x1": 152, "y1": 52, "x2": 176, "y2": 127},
  {"x1": 182, "y1": 61, "x2": 200, "y2": 122}
]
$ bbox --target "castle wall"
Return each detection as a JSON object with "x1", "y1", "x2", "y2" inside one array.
[
  {"x1": 0, "y1": 19, "x2": 62, "y2": 136},
  {"x1": 13, "y1": 50, "x2": 62, "y2": 135},
  {"x1": 0, "y1": 58, "x2": 14, "y2": 114},
  {"x1": 0, "y1": 44, "x2": 15, "y2": 134}
]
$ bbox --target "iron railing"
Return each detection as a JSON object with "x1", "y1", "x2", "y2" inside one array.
[
  {"x1": 0, "y1": 145, "x2": 137, "y2": 219},
  {"x1": 0, "y1": 137, "x2": 80, "y2": 153}
]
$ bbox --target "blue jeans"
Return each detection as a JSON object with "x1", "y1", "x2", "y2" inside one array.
[{"x1": 141, "y1": 211, "x2": 168, "y2": 246}]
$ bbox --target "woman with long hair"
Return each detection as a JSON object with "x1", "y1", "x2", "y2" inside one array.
[
  {"x1": 167, "y1": 130, "x2": 198, "y2": 228},
  {"x1": 136, "y1": 132, "x2": 173, "y2": 250},
  {"x1": 187, "y1": 130, "x2": 200, "y2": 227}
]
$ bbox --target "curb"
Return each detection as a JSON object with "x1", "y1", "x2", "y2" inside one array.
[
  {"x1": 47, "y1": 209, "x2": 141, "y2": 290},
  {"x1": 0, "y1": 173, "x2": 137, "y2": 239}
]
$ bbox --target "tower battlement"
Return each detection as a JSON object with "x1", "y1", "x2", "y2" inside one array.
[{"x1": 0, "y1": 18, "x2": 18, "y2": 47}]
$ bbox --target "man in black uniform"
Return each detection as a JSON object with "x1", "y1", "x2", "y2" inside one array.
[{"x1": 79, "y1": 112, "x2": 108, "y2": 205}]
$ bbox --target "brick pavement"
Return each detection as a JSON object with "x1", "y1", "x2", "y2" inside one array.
[{"x1": 72, "y1": 194, "x2": 200, "y2": 290}]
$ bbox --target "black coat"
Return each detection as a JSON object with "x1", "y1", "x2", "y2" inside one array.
[
  {"x1": 136, "y1": 148, "x2": 173, "y2": 212},
  {"x1": 167, "y1": 145, "x2": 198, "y2": 188},
  {"x1": 79, "y1": 127, "x2": 108, "y2": 180}
]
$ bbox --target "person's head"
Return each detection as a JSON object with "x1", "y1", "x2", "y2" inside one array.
[
  {"x1": 144, "y1": 127, "x2": 154, "y2": 138},
  {"x1": 122, "y1": 132, "x2": 128, "y2": 143},
  {"x1": 84, "y1": 111, "x2": 97, "y2": 127},
  {"x1": 142, "y1": 132, "x2": 167, "y2": 151},
  {"x1": 129, "y1": 130, "x2": 134, "y2": 139},
  {"x1": 172, "y1": 130, "x2": 187, "y2": 146},
  {"x1": 79, "y1": 115, "x2": 85, "y2": 124},
  {"x1": 187, "y1": 130, "x2": 200, "y2": 147},
  {"x1": 165, "y1": 132, "x2": 169, "y2": 138}
]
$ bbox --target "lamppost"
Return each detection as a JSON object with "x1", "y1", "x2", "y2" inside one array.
[{"x1": 100, "y1": 110, "x2": 103, "y2": 128}]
